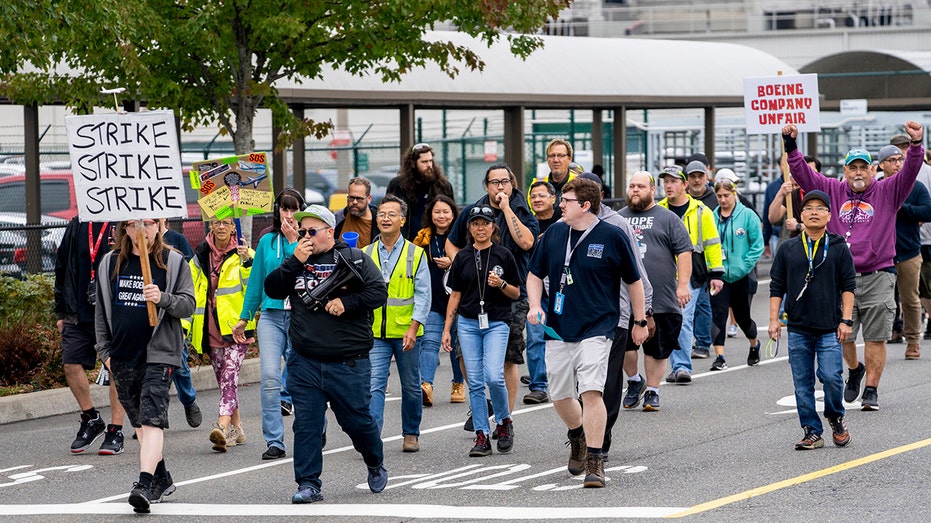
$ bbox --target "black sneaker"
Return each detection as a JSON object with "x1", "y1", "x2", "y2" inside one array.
[
  {"x1": 642, "y1": 390, "x2": 660, "y2": 412},
  {"x1": 861, "y1": 386, "x2": 879, "y2": 411},
  {"x1": 691, "y1": 346, "x2": 710, "y2": 359},
  {"x1": 747, "y1": 341, "x2": 761, "y2": 366},
  {"x1": 128, "y1": 482, "x2": 157, "y2": 513},
  {"x1": 463, "y1": 409, "x2": 474, "y2": 432},
  {"x1": 665, "y1": 371, "x2": 677, "y2": 383},
  {"x1": 622, "y1": 375, "x2": 645, "y2": 409},
  {"x1": 924, "y1": 328, "x2": 931, "y2": 340},
  {"x1": 710, "y1": 355, "x2": 728, "y2": 371},
  {"x1": 844, "y1": 363, "x2": 865, "y2": 403},
  {"x1": 151, "y1": 472, "x2": 176, "y2": 501},
  {"x1": 367, "y1": 464, "x2": 388, "y2": 493},
  {"x1": 469, "y1": 432, "x2": 492, "y2": 457},
  {"x1": 583, "y1": 453, "x2": 605, "y2": 488},
  {"x1": 496, "y1": 418, "x2": 514, "y2": 453},
  {"x1": 184, "y1": 402, "x2": 203, "y2": 428},
  {"x1": 280, "y1": 401, "x2": 294, "y2": 417},
  {"x1": 675, "y1": 370, "x2": 692, "y2": 383},
  {"x1": 98, "y1": 425, "x2": 124, "y2": 455},
  {"x1": 827, "y1": 416, "x2": 851, "y2": 447},
  {"x1": 71, "y1": 413, "x2": 106, "y2": 454},
  {"x1": 520, "y1": 375, "x2": 531, "y2": 385},
  {"x1": 795, "y1": 428, "x2": 824, "y2": 450},
  {"x1": 523, "y1": 390, "x2": 549, "y2": 404},
  {"x1": 566, "y1": 431, "x2": 587, "y2": 475},
  {"x1": 262, "y1": 446, "x2": 286, "y2": 460}
]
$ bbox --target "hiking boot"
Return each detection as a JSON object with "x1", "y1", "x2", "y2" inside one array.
[
  {"x1": 905, "y1": 344, "x2": 921, "y2": 360},
  {"x1": 367, "y1": 465, "x2": 388, "y2": 493},
  {"x1": 280, "y1": 400, "x2": 294, "y2": 417},
  {"x1": 710, "y1": 355, "x2": 728, "y2": 371},
  {"x1": 98, "y1": 425, "x2": 124, "y2": 455},
  {"x1": 291, "y1": 484, "x2": 324, "y2": 504},
  {"x1": 827, "y1": 416, "x2": 850, "y2": 447},
  {"x1": 691, "y1": 346, "x2": 710, "y2": 359},
  {"x1": 795, "y1": 428, "x2": 824, "y2": 450},
  {"x1": 583, "y1": 453, "x2": 606, "y2": 488},
  {"x1": 151, "y1": 471, "x2": 176, "y2": 501},
  {"x1": 888, "y1": 330, "x2": 904, "y2": 343},
  {"x1": 860, "y1": 386, "x2": 879, "y2": 411},
  {"x1": 71, "y1": 413, "x2": 106, "y2": 453},
  {"x1": 402, "y1": 435, "x2": 419, "y2": 453},
  {"x1": 642, "y1": 390, "x2": 660, "y2": 412},
  {"x1": 566, "y1": 430, "x2": 587, "y2": 475},
  {"x1": 523, "y1": 390, "x2": 549, "y2": 404},
  {"x1": 622, "y1": 375, "x2": 645, "y2": 409},
  {"x1": 727, "y1": 323, "x2": 738, "y2": 338},
  {"x1": 450, "y1": 382, "x2": 465, "y2": 403},
  {"x1": 675, "y1": 369, "x2": 692, "y2": 383},
  {"x1": 844, "y1": 363, "x2": 865, "y2": 403},
  {"x1": 747, "y1": 341, "x2": 761, "y2": 366},
  {"x1": 184, "y1": 402, "x2": 202, "y2": 428},
  {"x1": 496, "y1": 418, "x2": 514, "y2": 453},
  {"x1": 262, "y1": 446, "x2": 286, "y2": 460},
  {"x1": 421, "y1": 382, "x2": 434, "y2": 407},
  {"x1": 469, "y1": 432, "x2": 492, "y2": 457},
  {"x1": 665, "y1": 371, "x2": 677, "y2": 383},
  {"x1": 209, "y1": 424, "x2": 229, "y2": 453},
  {"x1": 227, "y1": 425, "x2": 246, "y2": 447},
  {"x1": 128, "y1": 482, "x2": 158, "y2": 513}
]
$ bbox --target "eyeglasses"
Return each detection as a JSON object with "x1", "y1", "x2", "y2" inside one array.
[
  {"x1": 412, "y1": 143, "x2": 431, "y2": 153},
  {"x1": 346, "y1": 195, "x2": 368, "y2": 203},
  {"x1": 126, "y1": 220, "x2": 157, "y2": 230},
  {"x1": 546, "y1": 153, "x2": 569, "y2": 160},
  {"x1": 297, "y1": 227, "x2": 329, "y2": 239},
  {"x1": 211, "y1": 220, "x2": 235, "y2": 228},
  {"x1": 376, "y1": 212, "x2": 401, "y2": 219},
  {"x1": 882, "y1": 157, "x2": 904, "y2": 164},
  {"x1": 529, "y1": 192, "x2": 554, "y2": 200},
  {"x1": 561, "y1": 197, "x2": 581, "y2": 206},
  {"x1": 486, "y1": 178, "x2": 511, "y2": 187},
  {"x1": 802, "y1": 206, "x2": 830, "y2": 213}
]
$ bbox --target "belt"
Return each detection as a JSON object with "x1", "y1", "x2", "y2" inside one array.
[
  {"x1": 856, "y1": 267, "x2": 896, "y2": 277},
  {"x1": 339, "y1": 353, "x2": 369, "y2": 366}
]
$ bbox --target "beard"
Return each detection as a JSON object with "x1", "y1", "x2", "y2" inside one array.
[
  {"x1": 418, "y1": 166, "x2": 436, "y2": 182},
  {"x1": 627, "y1": 194, "x2": 652, "y2": 212},
  {"x1": 348, "y1": 204, "x2": 366, "y2": 218}
]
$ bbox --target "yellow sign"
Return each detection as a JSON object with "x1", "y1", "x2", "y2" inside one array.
[{"x1": 190, "y1": 152, "x2": 272, "y2": 220}]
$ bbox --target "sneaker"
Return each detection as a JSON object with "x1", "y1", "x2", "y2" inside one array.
[
  {"x1": 151, "y1": 472, "x2": 176, "y2": 502},
  {"x1": 98, "y1": 425, "x2": 124, "y2": 455},
  {"x1": 665, "y1": 371, "x2": 678, "y2": 383},
  {"x1": 905, "y1": 344, "x2": 921, "y2": 360},
  {"x1": 421, "y1": 382, "x2": 434, "y2": 407},
  {"x1": 70, "y1": 413, "x2": 106, "y2": 453},
  {"x1": 747, "y1": 341, "x2": 761, "y2": 366},
  {"x1": 523, "y1": 390, "x2": 549, "y2": 404},
  {"x1": 520, "y1": 375, "x2": 531, "y2": 385},
  {"x1": 827, "y1": 416, "x2": 851, "y2": 447},
  {"x1": 291, "y1": 484, "x2": 324, "y2": 504},
  {"x1": 450, "y1": 382, "x2": 465, "y2": 403},
  {"x1": 727, "y1": 324, "x2": 738, "y2": 338},
  {"x1": 129, "y1": 482, "x2": 157, "y2": 513},
  {"x1": 209, "y1": 424, "x2": 229, "y2": 453},
  {"x1": 675, "y1": 370, "x2": 692, "y2": 383},
  {"x1": 795, "y1": 428, "x2": 824, "y2": 450},
  {"x1": 280, "y1": 401, "x2": 294, "y2": 417},
  {"x1": 184, "y1": 403, "x2": 203, "y2": 428},
  {"x1": 691, "y1": 346, "x2": 710, "y2": 359},
  {"x1": 469, "y1": 432, "x2": 492, "y2": 457},
  {"x1": 463, "y1": 409, "x2": 474, "y2": 432},
  {"x1": 860, "y1": 386, "x2": 879, "y2": 411},
  {"x1": 496, "y1": 418, "x2": 514, "y2": 453},
  {"x1": 583, "y1": 453, "x2": 606, "y2": 488},
  {"x1": 710, "y1": 355, "x2": 728, "y2": 371},
  {"x1": 227, "y1": 425, "x2": 246, "y2": 447},
  {"x1": 924, "y1": 328, "x2": 931, "y2": 340},
  {"x1": 566, "y1": 431, "x2": 587, "y2": 475},
  {"x1": 367, "y1": 465, "x2": 388, "y2": 493},
  {"x1": 262, "y1": 446, "x2": 286, "y2": 460},
  {"x1": 844, "y1": 363, "x2": 865, "y2": 403},
  {"x1": 622, "y1": 375, "x2": 645, "y2": 409},
  {"x1": 642, "y1": 390, "x2": 660, "y2": 411},
  {"x1": 888, "y1": 330, "x2": 904, "y2": 344}
]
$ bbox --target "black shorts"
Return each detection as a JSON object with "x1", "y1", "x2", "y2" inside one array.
[
  {"x1": 110, "y1": 362, "x2": 176, "y2": 429},
  {"x1": 624, "y1": 312, "x2": 682, "y2": 360},
  {"x1": 61, "y1": 321, "x2": 98, "y2": 370},
  {"x1": 505, "y1": 298, "x2": 529, "y2": 365}
]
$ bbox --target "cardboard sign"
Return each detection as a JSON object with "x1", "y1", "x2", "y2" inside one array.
[
  {"x1": 65, "y1": 111, "x2": 187, "y2": 222},
  {"x1": 743, "y1": 74, "x2": 821, "y2": 134},
  {"x1": 190, "y1": 153, "x2": 272, "y2": 220}
]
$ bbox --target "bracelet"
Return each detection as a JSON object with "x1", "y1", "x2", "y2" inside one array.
[
  {"x1": 500, "y1": 280, "x2": 508, "y2": 290},
  {"x1": 912, "y1": 139, "x2": 923, "y2": 145}
]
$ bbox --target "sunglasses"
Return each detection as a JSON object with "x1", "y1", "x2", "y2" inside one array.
[
  {"x1": 412, "y1": 143, "x2": 431, "y2": 154},
  {"x1": 297, "y1": 227, "x2": 328, "y2": 239}
]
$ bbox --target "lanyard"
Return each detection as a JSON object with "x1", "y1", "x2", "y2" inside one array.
[
  {"x1": 473, "y1": 246, "x2": 490, "y2": 314},
  {"x1": 844, "y1": 191, "x2": 863, "y2": 243},
  {"x1": 797, "y1": 232, "x2": 828, "y2": 300},
  {"x1": 87, "y1": 222, "x2": 109, "y2": 280},
  {"x1": 559, "y1": 218, "x2": 599, "y2": 293}
]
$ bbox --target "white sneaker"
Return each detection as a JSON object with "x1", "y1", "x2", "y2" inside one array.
[{"x1": 727, "y1": 324, "x2": 738, "y2": 338}]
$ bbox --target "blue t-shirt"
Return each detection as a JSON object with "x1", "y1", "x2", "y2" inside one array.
[{"x1": 529, "y1": 220, "x2": 641, "y2": 342}]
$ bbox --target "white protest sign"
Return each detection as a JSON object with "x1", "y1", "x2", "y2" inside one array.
[
  {"x1": 65, "y1": 110, "x2": 187, "y2": 222},
  {"x1": 743, "y1": 74, "x2": 821, "y2": 134}
]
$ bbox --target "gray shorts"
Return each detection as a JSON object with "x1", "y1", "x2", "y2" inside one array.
[
  {"x1": 851, "y1": 271, "x2": 896, "y2": 343},
  {"x1": 544, "y1": 336, "x2": 610, "y2": 401}
]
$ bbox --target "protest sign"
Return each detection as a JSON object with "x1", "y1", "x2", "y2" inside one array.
[
  {"x1": 190, "y1": 153, "x2": 273, "y2": 220},
  {"x1": 65, "y1": 110, "x2": 187, "y2": 222},
  {"x1": 744, "y1": 74, "x2": 821, "y2": 134}
]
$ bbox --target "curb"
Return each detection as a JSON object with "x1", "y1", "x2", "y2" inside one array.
[{"x1": 0, "y1": 358, "x2": 261, "y2": 425}]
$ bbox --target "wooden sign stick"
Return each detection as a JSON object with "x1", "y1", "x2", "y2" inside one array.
[{"x1": 134, "y1": 220, "x2": 159, "y2": 327}]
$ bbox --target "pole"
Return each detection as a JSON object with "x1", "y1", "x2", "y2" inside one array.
[{"x1": 134, "y1": 222, "x2": 159, "y2": 327}]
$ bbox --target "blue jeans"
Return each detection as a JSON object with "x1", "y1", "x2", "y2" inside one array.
[
  {"x1": 258, "y1": 309, "x2": 292, "y2": 451},
  {"x1": 694, "y1": 285, "x2": 713, "y2": 348},
  {"x1": 173, "y1": 345, "x2": 197, "y2": 406},
  {"x1": 671, "y1": 284, "x2": 703, "y2": 373},
  {"x1": 369, "y1": 337, "x2": 423, "y2": 437},
  {"x1": 421, "y1": 311, "x2": 463, "y2": 385},
  {"x1": 287, "y1": 351, "x2": 383, "y2": 490},
  {"x1": 458, "y1": 317, "x2": 510, "y2": 434},
  {"x1": 525, "y1": 296, "x2": 549, "y2": 392},
  {"x1": 787, "y1": 331, "x2": 845, "y2": 435}
]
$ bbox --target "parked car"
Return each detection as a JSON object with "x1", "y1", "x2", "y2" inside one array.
[{"x1": 0, "y1": 212, "x2": 67, "y2": 277}]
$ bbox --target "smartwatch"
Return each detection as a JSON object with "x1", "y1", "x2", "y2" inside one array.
[
  {"x1": 840, "y1": 319, "x2": 853, "y2": 327},
  {"x1": 633, "y1": 319, "x2": 648, "y2": 328}
]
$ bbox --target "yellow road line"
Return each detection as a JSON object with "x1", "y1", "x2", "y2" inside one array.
[{"x1": 667, "y1": 437, "x2": 931, "y2": 518}]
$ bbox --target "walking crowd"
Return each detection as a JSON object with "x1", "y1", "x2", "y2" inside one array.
[{"x1": 52, "y1": 124, "x2": 928, "y2": 510}]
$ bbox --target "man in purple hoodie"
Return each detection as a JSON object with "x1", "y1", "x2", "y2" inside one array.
[{"x1": 781, "y1": 120, "x2": 925, "y2": 411}]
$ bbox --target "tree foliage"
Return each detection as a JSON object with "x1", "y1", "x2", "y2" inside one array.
[{"x1": 1, "y1": 0, "x2": 569, "y2": 154}]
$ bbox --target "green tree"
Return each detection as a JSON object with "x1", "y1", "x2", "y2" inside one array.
[{"x1": 1, "y1": 0, "x2": 569, "y2": 155}]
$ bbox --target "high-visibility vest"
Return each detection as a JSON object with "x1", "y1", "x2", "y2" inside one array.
[
  {"x1": 364, "y1": 239, "x2": 424, "y2": 339},
  {"x1": 185, "y1": 249, "x2": 255, "y2": 353}
]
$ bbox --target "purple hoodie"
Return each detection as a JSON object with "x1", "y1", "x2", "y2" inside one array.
[{"x1": 786, "y1": 143, "x2": 924, "y2": 273}]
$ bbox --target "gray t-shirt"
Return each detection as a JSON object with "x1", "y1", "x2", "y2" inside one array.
[{"x1": 620, "y1": 205, "x2": 693, "y2": 314}]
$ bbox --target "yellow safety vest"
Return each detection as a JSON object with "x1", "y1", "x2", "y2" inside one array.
[
  {"x1": 364, "y1": 239, "x2": 424, "y2": 339},
  {"x1": 185, "y1": 249, "x2": 255, "y2": 353}
]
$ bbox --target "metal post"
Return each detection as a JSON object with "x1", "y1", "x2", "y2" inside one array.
[
  {"x1": 612, "y1": 106, "x2": 628, "y2": 201},
  {"x1": 704, "y1": 107, "x2": 716, "y2": 169},
  {"x1": 592, "y1": 110, "x2": 604, "y2": 170},
  {"x1": 292, "y1": 105, "x2": 306, "y2": 195},
  {"x1": 24, "y1": 104, "x2": 42, "y2": 274},
  {"x1": 504, "y1": 106, "x2": 526, "y2": 189},
  {"x1": 399, "y1": 104, "x2": 415, "y2": 162}
]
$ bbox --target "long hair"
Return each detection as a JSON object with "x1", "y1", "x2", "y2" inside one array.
[
  {"x1": 273, "y1": 187, "x2": 305, "y2": 233},
  {"x1": 395, "y1": 143, "x2": 452, "y2": 207},
  {"x1": 422, "y1": 195, "x2": 459, "y2": 232},
  {"x1": 111, "y1": 221, "x2": 168, "y2": 280}
]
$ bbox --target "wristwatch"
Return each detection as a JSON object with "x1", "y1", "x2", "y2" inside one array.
[
  {"x1": 840, "y1": 319, "x2": 853, "y2": 326},
  {"x1": 500, "y1": 280, "x2": 508, "y2": 290},
  {"x1": 633, "y1": 318, "x2": 648, "y2": 328}
]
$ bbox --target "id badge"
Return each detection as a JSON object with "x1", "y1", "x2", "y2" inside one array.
[
  {"x1": 283, "y1": 296, "x2": 291, "y2": 310},
  {"x1": 553, "y1": 292, "x2": 565, "y2": 315},
  {"x1": 721, "y1": 251, "x2": 727, "y2": 261},
  {"x1": 478, "y1": 313, "x2": 489, "y2": 330},
  {"x1": 86, "y1": 278, "x2": 97, "y2": 306}
]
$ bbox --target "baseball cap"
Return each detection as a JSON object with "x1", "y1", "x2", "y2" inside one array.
[
  {"x1": 889, "y1": 134, "x2": 910, "y2": 147},
  {"x1": 467, "y1": 206, "x2": 495, "y2": 224},
  {"x1": 714, "y1": 168, "x2": 740, "y2": 185},
  {"x1": 844, "y1": 148, "x2": 872, "y2": 166},
  {"x1": 687, "y1": 153, "x2": 709, "y2": 165},
  {"x1": 878, "y1": 144, "x2": 903, "y2": 163},
  {"x1": 801, "y1": 190, "x2": 831, "y2": 211},
  {"x1": 686, "y1": 160, "x2": 707, "y2": 174},
  {"x1": 658, "y1": 165, "x2": 686, "y2": 182},
  {"x1": 294, "y1": 204, "x2": 336, "y2": 228},
  {"x1": 568, "y1": 162, "x2": 584, "y2": 177}
]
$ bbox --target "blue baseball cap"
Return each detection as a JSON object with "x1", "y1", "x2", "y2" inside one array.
[{"x1": 844, "y1": 148, "x2": 872, "y2": 166}]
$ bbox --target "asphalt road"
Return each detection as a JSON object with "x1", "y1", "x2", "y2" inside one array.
[{"x1": 2, "y1": 278, "x2": 931, "y2": 522}]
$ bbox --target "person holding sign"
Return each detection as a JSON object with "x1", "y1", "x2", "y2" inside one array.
[
  {"x1": 782, "y1": 120, "x2": 925, "y2": 411},
  {"x1": 94, "y1": 218, "x2": 195, "y2": 513}
]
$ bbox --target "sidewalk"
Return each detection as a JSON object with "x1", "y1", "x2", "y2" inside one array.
[{"x1": 0, "y1": 358, "x2": 260, "y2": 425}]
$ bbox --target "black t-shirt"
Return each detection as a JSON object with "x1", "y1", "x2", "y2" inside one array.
[
  {"x1": 109, "y1": 254, "x2": 167, "y2": 366},
  {"x1": 536, "y1": 208, "x2": 562, "y2": 236},
  {"x1": 75, "y1": 221, "x2": 116, "y2": 323},
  {"x1": 668, "y1": 202, "x2": 689, "y2": 219},
  {"x1": 427, "y1": 231, "x2": 451, "y2": 314},
  {"x1": 447, "y1": 244, "x2": 521, "y2": 322}
]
